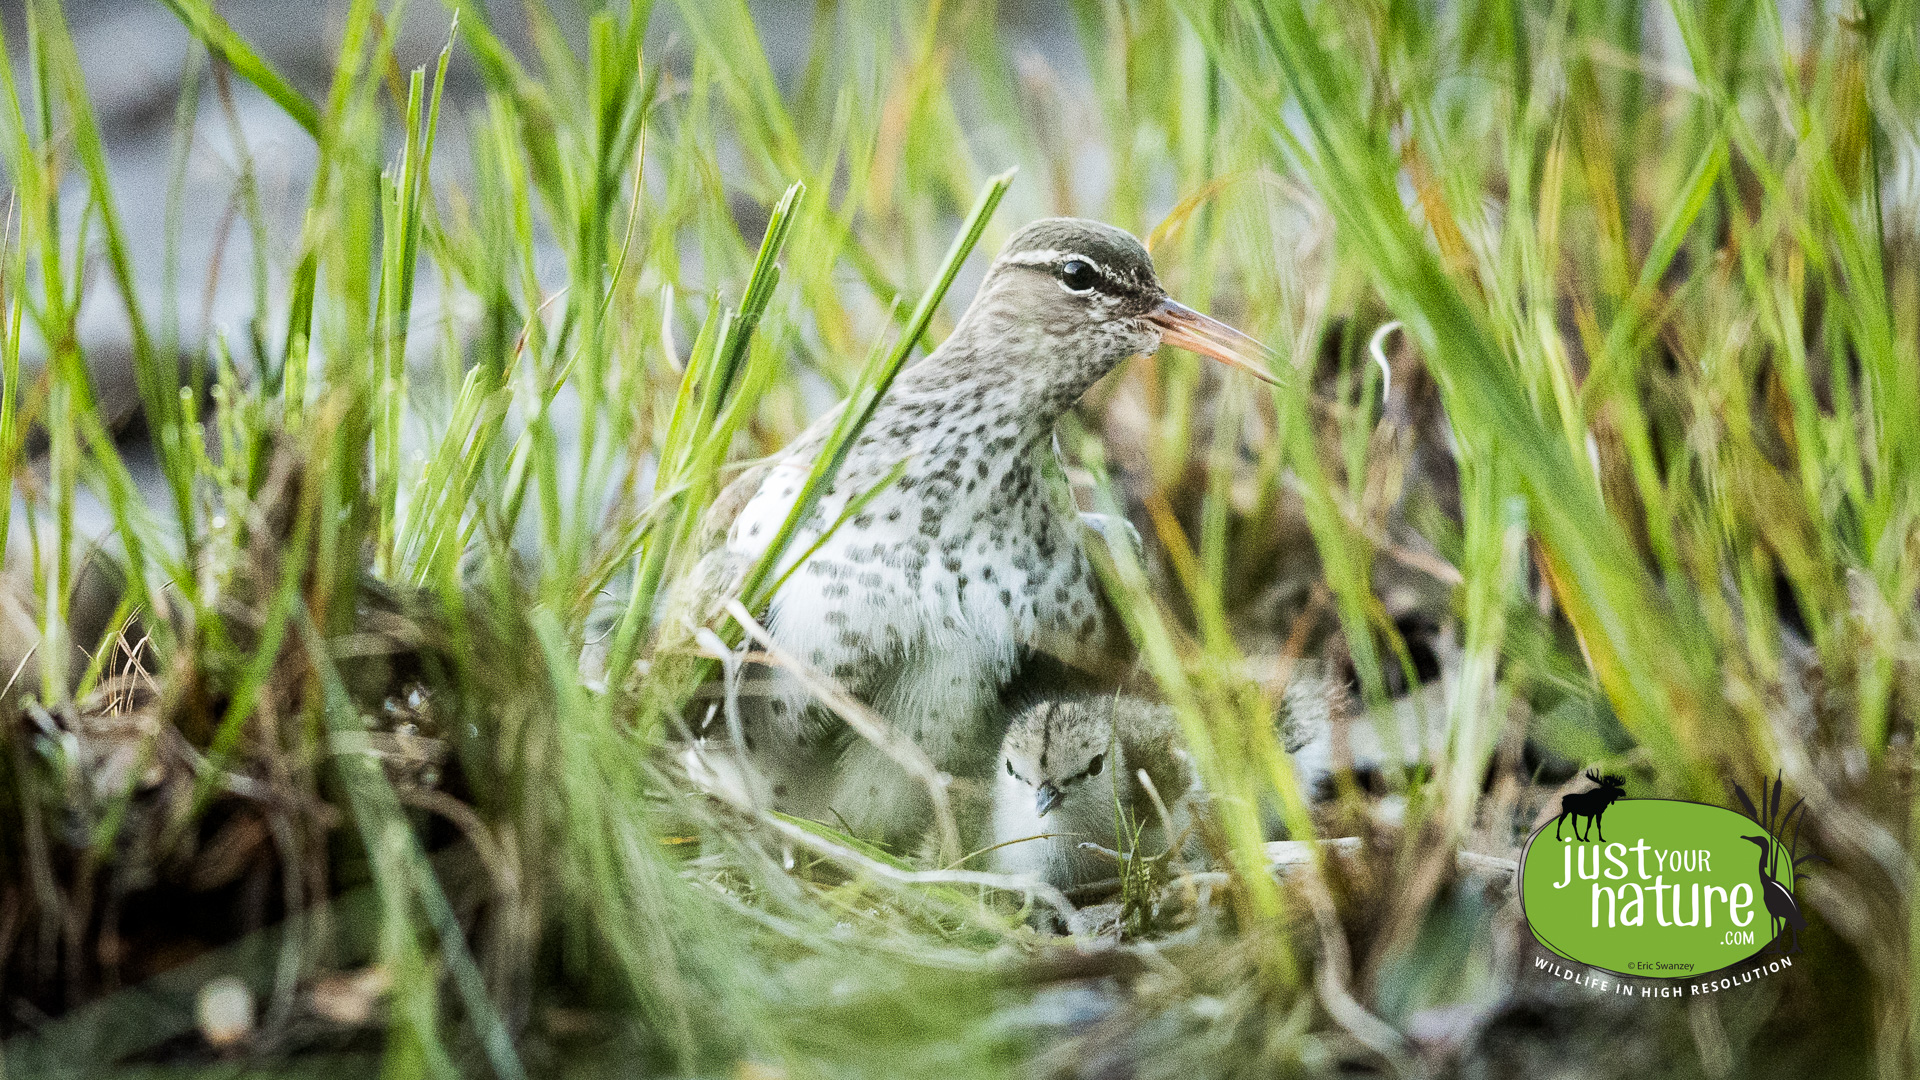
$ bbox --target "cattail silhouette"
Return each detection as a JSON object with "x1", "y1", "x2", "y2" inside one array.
[
  {"x1": 1552, "y1": 769, "x2": 1627, "y2": 842},
  {"x1": 1741, "y1": 834, "x2": 1807, "y2": 954},
  {"x1": 1729, "y1": 772, "x2": 1822, "y2": 956}
]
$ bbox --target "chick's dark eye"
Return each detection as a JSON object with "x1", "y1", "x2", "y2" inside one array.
[
  {"x1": 1059, "y1": 259, "x2": 1098, "y2": 293},
  {"x1": 1086, "y1": 754, "x2": 1104, "y2": 778},
  {"x1": 1006, "y1": 760, "x2": 1015, "y2": 777}
]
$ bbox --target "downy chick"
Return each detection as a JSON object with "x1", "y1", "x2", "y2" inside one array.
[{"x1": 991, "y1": 696, "x2": 1197, "y2": 890}]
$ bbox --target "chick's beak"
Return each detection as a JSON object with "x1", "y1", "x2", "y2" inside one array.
[
  {"x1": 1146, "y1": 297, "x2": 1283, "y2": 387},
  {"x1": 1035, "y1": 783, "x2": 1063, "y2": 818}
]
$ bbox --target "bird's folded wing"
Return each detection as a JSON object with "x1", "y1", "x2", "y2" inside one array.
[
  {"x1": 659, "y1": 401, "x2": 851, "y2": 647},
  {"x1": 1015, "y1": 515, "x2": 1143, "y2": 685},
  {"x1": 696, "y1": 399, "x2": 848, "y2": 552}
]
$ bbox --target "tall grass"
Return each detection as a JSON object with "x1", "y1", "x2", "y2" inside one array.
[{"x1": 0, "y1": 0, "x2": 1912, "y2": 1076}]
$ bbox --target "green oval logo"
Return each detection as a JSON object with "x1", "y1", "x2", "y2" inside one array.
[{"x1": 1519, "y1": 798, "x2": 1799, "y2": 978}]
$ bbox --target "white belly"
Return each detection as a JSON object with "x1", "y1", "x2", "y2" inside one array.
[
  {"x1": 715, "y1": 429, "x2": 1099, "y2": 841},
  {"x1": 726, "y1": 449, "x2": 1055, "y2": 750}
]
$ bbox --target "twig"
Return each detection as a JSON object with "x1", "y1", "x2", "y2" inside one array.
[
  {"x1": 948, "y1": 832, "x2": 1073, "y2": 871},
  {"x1": 695, "y1": 626, "x2": 764, "y2": 816},
  {"x1": 1298, "y1": 855, "x2": 1413, "y2": 1074},
  {"x1": 393, "y1": 786, "x2": 513, "y2": 904},
  {"x1": 1457, "y1": 850, "x2": 1519, "y2": 876},
  {"x1": 1367, "y1": 319, "x2": 1400, "y2": 409},
  {"x1": 1, "y1": 641, "x2": 37, "y2": 700},
  {"x1": 756, "y1": 808, "x2": 1075, "y2": 925},
  {"x1": 1137, "y1": 768, "x2": 1176, "y2": 848}
]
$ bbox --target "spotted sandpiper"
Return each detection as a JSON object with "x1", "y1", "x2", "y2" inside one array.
[{"x1": 679, "y1": 217, "x2": 1277, "y2": 843}]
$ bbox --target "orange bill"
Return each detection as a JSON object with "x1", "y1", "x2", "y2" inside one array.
[{"x1": 1145, "y1": 297, "x2": 1283, "y2": 387}]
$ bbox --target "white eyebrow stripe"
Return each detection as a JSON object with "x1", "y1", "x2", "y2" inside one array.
[
  {"x1": 995, "y1": 249, "x2": 1082, "y2": 270},
  {"x1": 994, "y1": 249, "x2": 1129, "y2": 286},
  {"x1": 992, "y1": 246, "x2": 1159, "y2": 296}
]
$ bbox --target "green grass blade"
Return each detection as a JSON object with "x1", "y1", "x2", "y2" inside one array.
[{"x1": 160, "y1": 0, "x2": 321, "y2": 136}]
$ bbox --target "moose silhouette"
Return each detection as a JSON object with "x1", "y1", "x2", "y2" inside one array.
[{"x1": 1553, "y1": 769, "x2": 1628, "y2": 842}]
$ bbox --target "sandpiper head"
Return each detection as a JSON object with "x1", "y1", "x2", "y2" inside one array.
[
  {"x1": 999, "y1": 699, "x2": 1113, "y2": 818},
  {"x1": 971, "y1": 217, "x2": 1280, "y2": 392}
]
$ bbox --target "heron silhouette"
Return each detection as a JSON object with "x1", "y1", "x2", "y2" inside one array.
[{"x1": 1742, "y1": 834, "x2": 1806, "y2": 954}]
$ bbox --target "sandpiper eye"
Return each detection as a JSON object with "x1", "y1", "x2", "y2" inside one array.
[
  {"x1": 1086, "y1": 754, "x2": 1104, "y2": 778},
  {"x1": 1006, "y1": 760, "x2": 1015, "y2": 777},
  {"x1": 1059, "y1": 259, "x2": 1098, "y2": 293}
]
